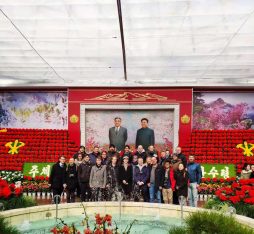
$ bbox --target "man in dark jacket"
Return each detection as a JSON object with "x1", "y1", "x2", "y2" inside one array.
[
  {"x1": 148, "y1": 157, "x2": 164, "y2": 203},
  {"x1": 187, "y1": 155, "x2": 202, "y2": 207},
  {"x1": 66, "y1": 158, "x2": 78, "y2": 203},
  {"x1": 176, "y1": 147, "x2": 187, "y2": 167},
  {"x1": 89, "y1": 146, "x2": 100, "y2": 165},
  {"x1": 159, "y1": 150, "x2": 168, "y2": 166},
  {"x1": 78, "y1": 155, "x2": 92, "y2": 201},
  {"x1": 133, "y1": 157, "x2": 149, "y2": 202},
  {"x1": 49, "y1": 156, "x2": 67, "y2": 204},
  {"x1": 107, "y1": 144, "x2": 119, "y2": 160},
  {"x1": 147, "y1": 145, "x2": 158, "y2": 157},
  {"x1": 135, "y1": 118, "x2": 155, "y2": 151}
]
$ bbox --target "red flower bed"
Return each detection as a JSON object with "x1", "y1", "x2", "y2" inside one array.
[
  {"x1": 181, "y1": 130, "x2": 254, "y2": 171},
  {"x1": 215, "y1": 178, "x2": 254, "y2": 204},
  {"x1": 0, "y1": 178, "x2": 22, "y2": 199},
  {"x1": 198, "y1": 177, "x2": 237, "y2": 195},
  {"x1": 0, "y1": 128, "x2": 79, "y2": 171}
]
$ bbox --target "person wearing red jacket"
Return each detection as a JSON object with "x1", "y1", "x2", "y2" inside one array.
[{"x1": 162, "y1": 160, "x2": 176, "y2": 204}]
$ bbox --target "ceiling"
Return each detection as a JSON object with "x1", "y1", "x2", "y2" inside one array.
[{"x1": 1, "y1": 0, "x2": 254, "y2": 87}]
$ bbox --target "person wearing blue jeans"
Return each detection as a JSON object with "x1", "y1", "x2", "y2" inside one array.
[
  {"x1": 148, "y1": 157, "x2": 164, "y2": 203},
  {"x1": 187, "y1": 155, "x2": 202, "y2": 207}
]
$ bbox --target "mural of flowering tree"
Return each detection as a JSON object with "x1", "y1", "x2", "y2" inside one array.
[{"x1": 193, "y1": 92, "x2": 254, "y2": 130}]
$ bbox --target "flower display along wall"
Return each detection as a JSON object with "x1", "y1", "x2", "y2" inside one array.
[
  {"x1": 193, "y1": 92, "x2": 254, "y2": 130},
  {"x1": 0, "y1": 92, "x2": 67, "y2": 129},
  {"x1": 85, "y1": 109, "x2": 174, "y2": 151}
]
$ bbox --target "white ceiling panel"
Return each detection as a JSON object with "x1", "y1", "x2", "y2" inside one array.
[{"x1": 0, "y1": 0, "x2": 254, "y2": 86}]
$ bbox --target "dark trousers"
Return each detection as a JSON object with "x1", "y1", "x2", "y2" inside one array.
[
  {"x1": 80, "y1": 182, "x2": 91, "y2": 201},
  {"x1": 91, "y1": 187, "x2": 105, "y2": 201},
  {"x1": 173, "y1": 190, "x2": 179, "y2": 205},
  {"x1": 76, "y1": 182, "x2": 81, "y2": 197},
  {"x1": 66, "y1": 189, "x2": 75, "y2": 203},
  {"x1": 52, "y1": 188, "x2": 63, "y2": 204},
  {"x1": 133, "y1": 184, "x2": 149, "y2": 202},
  {"x1": 121, "y1": 184, "x2": 132, "y2": 200}
]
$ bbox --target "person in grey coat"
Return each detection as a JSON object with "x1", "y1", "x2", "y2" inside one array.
[
  {"x1": 109, "y1": 117, "x2": 128, "y2": 152},
  {"x1": 89, "y1": 157, "x2": 107, "y2": 201}
]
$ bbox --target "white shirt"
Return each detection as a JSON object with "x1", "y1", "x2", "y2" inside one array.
[{"x1": 115, "y1": 127, "x2": 120, "y2": 132}]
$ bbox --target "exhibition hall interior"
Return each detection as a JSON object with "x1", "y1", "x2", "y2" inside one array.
[{"x1": 1, "y1": 1, "x2": 254, "y2": 233}]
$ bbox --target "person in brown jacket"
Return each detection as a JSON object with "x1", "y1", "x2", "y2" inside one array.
[{"x1": 171, "y1": 153, "x2": 181, "y2": 204}]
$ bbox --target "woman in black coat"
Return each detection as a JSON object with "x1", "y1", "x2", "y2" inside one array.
[
  {"x1": 119, "y1": 156, "x2": 133, "y2": 199},
  {"x1": 106, "y1": 155, "x2": 120, "y2": 201},
  {"x1": 174, "y1": 163, "x2": 189, "y2": 206},
  {"x1": 49, "y1": 156, "x2": 67, "y2": 204},
  {"x1": 66, "y1": 158, "x2": 78, "y2": 203}
]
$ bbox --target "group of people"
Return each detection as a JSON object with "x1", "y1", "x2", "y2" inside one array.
[
  {"x1": 49, "y1": 117, "x2": 202, "y2": 206},
  {"x1": 49, "y1": 144, "x2": 202, "y2": 207}
]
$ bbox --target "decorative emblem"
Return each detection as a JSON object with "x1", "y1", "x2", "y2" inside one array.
[
  {"x1": 181, "y1": 114, "x2": 190, "y2": 124},
  {"x1": 5, "y1": 140, "x2": 25, "y2": 154},
  {"x1": 70, "y1": 114, "x2": 79, "y2": 124},
  {"x1": 236, "y1": 141, "x2": 254, "y2": 157},
  {"x1": 85, "y1": 92, "x2": 168, "y2": 102}
]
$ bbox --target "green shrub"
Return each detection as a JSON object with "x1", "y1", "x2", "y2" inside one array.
[
  {"x1": 168, "y1": 226, "x2": 186, "y2": 234},
  {"x1": 234, "y1": 203, "x2": 254, "y2": 219},
  {"x1": 169, "y1": 211, "x2": 254, "y2": 234},
  {"x1": 0, "y1": 196, "x2": 37, "y2": 211},
  {"x1": 204, "y1": 198, "x2": 254, "y2": 219},
  {"x1": 204, "y1": 197, "x2": 224, "y2": 209},
  {"x1": 0, "y1": 215, "x2": 21, "y2": 234}
]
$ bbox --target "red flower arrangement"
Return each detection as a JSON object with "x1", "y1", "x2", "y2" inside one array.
[
  {"x1": 181, "y1": 130, "x2": 254, "y2": 172},
  {"x1": 0, "y1": 178, "x2": 23, "y2": 199},
  {"x1": 198, "y1": 177, "x2": 236, "y2": 195},
  {"x1": 50, "y1": 214, "x2": 113, "y2": 234},
  {"x1": 50, "y1": 225, "x2": 81, "y2": 234},
  {"x1": 215, "y1": 178, "x2": 254, "y2": 204},
  {"x1": 0, "y1": 128, "x2": 79, "y2": 171},
  {"x1": 22, "y1": 175, "x2": 50, "y2": 193},
  {"x1": 92, "y1": 213, "x2": 112, "y2": 234},
  {"x1": 50, "y1": 203, "x2": 136, "y2": 234}
]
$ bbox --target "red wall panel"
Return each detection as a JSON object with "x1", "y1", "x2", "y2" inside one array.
[{"x1": 68, "y1": 88, "x2": 193, "y2": 148}]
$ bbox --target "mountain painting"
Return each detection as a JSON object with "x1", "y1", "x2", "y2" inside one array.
[{"x1": 193, "y1": 92, "x2": 254, "y2": 130}]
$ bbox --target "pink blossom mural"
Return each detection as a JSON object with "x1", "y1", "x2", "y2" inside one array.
[
  {"x1": 193, "y1": 92, "x2": 254, "y2": 130},
  {"x1": 85, "y1": 110, "x2": 174, "y2": 152}
]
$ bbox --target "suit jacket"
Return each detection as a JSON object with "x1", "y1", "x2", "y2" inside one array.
[
  {"x1": 135, "y1": 127, "x2": 155, "y2": 151},
  {"x1": 49, "y1": 163, "x2": 67, "y2": 189},
  {"x1": 109, "y1": 126, "x2": 128, "y2": 151}
]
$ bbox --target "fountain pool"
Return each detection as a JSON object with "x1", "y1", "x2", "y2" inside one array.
[
  {"x1": 19, "y1": 214, "x2": 181, "y2": 234},
  {"x1": 1, "y1": 202, "x2": 254, "y2": 233}
]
